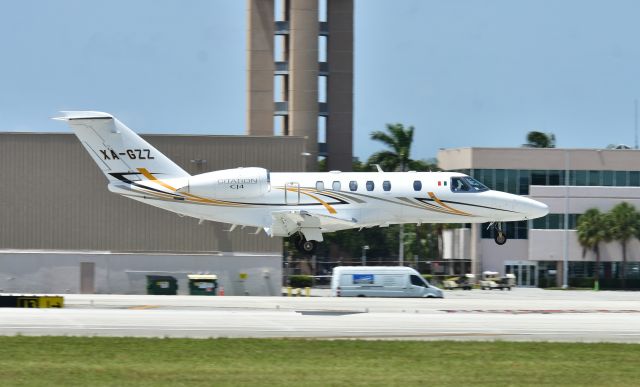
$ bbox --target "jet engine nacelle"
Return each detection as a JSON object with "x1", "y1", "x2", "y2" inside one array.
[{"x1": 178, "y1": 167, "x2": 270, "y2": 199}]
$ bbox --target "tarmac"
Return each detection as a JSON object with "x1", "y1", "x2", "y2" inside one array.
[{"x1": 1, "y1": 288, "x2": 640, "y2": 342}]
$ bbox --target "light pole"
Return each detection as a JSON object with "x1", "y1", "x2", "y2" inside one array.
[
  {"x1": 562, "y1": 150, "x2": 570, "y2": 288},
  {"x1": 399, "y1": 159, "x2": 406, "y2": 266},
  {"x1": 361, "y1": 245, "x2": 369, "y2": 266}
]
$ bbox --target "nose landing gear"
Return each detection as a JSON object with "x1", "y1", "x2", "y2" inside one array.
[{"x1": 489, "y1": 222, "x2": 507, "y2": 245}]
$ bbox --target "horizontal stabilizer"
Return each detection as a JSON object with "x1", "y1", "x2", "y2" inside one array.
[{"x1": 52, "y1": 111, "x2": 114, "y2": 121}]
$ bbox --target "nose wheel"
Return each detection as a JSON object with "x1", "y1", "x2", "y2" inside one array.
[{"x1": 490, "y1": 222, "x2": 507, "y2": 245}]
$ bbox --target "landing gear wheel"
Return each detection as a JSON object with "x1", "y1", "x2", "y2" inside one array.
[
  {"x1": 494, "y1": 230, "x2": 507, "y2": 245},
  {"x1": 300, "y1": 239, "x2": 317, "y2": 254}
]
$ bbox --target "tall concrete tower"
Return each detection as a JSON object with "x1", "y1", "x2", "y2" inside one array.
[{"x1": 246, "y1": 0, "x2": 353, "y2": 171}]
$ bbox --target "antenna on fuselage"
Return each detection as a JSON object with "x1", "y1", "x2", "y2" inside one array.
[{"x1": 374, "y1": 164, "x2": 384, "y2": 173}]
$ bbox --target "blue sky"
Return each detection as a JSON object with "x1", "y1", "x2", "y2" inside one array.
[{"x1": 2, "y1": 0, "x2": 640, "y2": 161}]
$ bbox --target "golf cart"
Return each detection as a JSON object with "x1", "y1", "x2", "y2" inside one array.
[
  {"x1": 442, "y1": 274, "x2": 475, "y2": 290},
  {"x1": 480, "y1": 271, "x2": 516, "y2": 290}
]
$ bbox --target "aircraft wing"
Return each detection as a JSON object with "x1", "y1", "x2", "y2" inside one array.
[{"x1": 268, "y1": 210, "x2": 358, "y2": 242}]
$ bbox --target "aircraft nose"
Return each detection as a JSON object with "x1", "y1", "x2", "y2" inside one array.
[{"x1": 514, "y1": 197, "x2": 549, "y2": 219}]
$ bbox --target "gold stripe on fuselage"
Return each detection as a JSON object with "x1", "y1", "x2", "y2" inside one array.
[
  {"x1": 137, "y1": 168, "x2": 244, "y2": 207},
  {"x1": 279, "y1": 187, "x2": 338, "y2": 214},
  {"x1": 427, "y1": 192, "x2": 473, "y2": 216}
]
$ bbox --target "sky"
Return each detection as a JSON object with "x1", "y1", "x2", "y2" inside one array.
[{"x1": 2, "y1": 0, "x2": 640, "y2": 162}]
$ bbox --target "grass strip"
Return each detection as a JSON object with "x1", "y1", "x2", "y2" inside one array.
[{"x1": 0, "y1": 336, "x2": 639, "y2": 386}]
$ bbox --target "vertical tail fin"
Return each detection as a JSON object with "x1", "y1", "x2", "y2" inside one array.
[{"x1": 54, "y1": 111, "x2": 189, "y2": 183}]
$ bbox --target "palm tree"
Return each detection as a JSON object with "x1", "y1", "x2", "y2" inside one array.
[
  {"x1": 368, "y1": 124, "x2": 434, "y2": 172},
  {"x1": 368, "y1": 123, "x2": 429, "y2": 265},
  {"x1": 524, "y1": 131, "x2": 556, "y2": 148},
  {"x1": 576, "y1": 209, "x2": 609, "y2": 287},
  {"x1": 608, "y1": 202, "x2": 640, "y2": 283}
]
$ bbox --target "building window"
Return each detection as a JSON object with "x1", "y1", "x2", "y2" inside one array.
[
  {"x1": 531, "y1": 170, "x2": 546, "y2": 186},
  {"x1": 383, "y1": 181, "x2": 391, "y2": 191},
  {"x1": 615, "y1": 171, "x2": 628, "y2": 186},
  {"x1": 588, "y1": 170, "x2": 601, "y2": 186},
  {"x1": 548, "y1": 170, "x2": 562, "y2": 185},
  {"x1": 507, "y1": 169, "x2": 518, "y2": 193},
  {"x1": 316, "y1": 181, "x2": 324, "y2": 191},
  {"x1": 495, "y1": 169, "x2": 506, "y2": 192},
  {"x1": 530, "y1": 213, "x2": 581, "y2": 230},
  {"x1": 469, "y1": 168, "x2": 640, "y2": 198},
  {"x1": 547, "y1": 214, "x2": 562, "y2": 229},
  {"x1": 518, "y1": 170, "x2": 530, "y2": 195},
  {"x1": 531, "y1": 216, "x2": 546, "y2": 230},
  {"x1": 332, "y1": 181, "x2": 341, "y2": 191},
  {"x1": 413, "y1": 180, "x2": 422, "y2": 191},
  {"x1": 349, "y1": 180, "x2": 358, "y2": 191},
  {"x1": 366, "y1": 181, "x2": 374, "y2": 191}
]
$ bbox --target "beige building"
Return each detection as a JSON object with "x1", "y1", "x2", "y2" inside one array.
[
  {"x1": 438, "y1": 147, "x2": 640, "y2": 288},
  {"x1": 1, "y1": 132, "x2": 304, "y2": 252},
  {"x1": 0, "y1": 132, "x2": 304, "y2": 294},
  {"x1": 247, "y1": 0, "x2": 353, "y2": 171}
]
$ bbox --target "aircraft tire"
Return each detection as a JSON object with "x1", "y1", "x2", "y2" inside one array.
[
  {"x1": 301, "y1": 240, "x2": 317, "y2": 254},
  {"x1": 494, "y1": 231, "x2": 507, "y2": 245}
]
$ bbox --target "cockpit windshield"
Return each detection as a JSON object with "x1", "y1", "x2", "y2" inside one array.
[{"x1": 450, "y1": 176, "x2": 489, "y2": 193}]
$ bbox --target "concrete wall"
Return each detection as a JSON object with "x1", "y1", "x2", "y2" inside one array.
[
  {"x1": 247, "y1": 0, "x2": 275, "y2": 135},
  {"x1": 442, "y1": 228, "x2": 470, "y2": 260},
  {"x1": 529, "y1": 185, "x2": 640, "y2": 263},
  {"x1": 0, "y1": 251, "x2": 282, "y2": 296},
  {"x1": 289, "y1": 0, "x2": 319, "y2": 172},
  {"x1": 529, "y1": 229, "x2": 640, "y2": 263},
  {"x1": 479, "y1": 239, "x2": 529, "y2": 273},
  {"x1": 530, "y1": 186, "x2": 640, "y2": 213},
  {"x1": 326, "y1": 0, "x2": 354, "y2": 171}
]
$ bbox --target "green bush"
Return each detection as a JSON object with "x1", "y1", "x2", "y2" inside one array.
[
  {"x1": 288, "y1": 275, "x2": 313, "y2": 288},
  {"x1": 568, "y1": 277, "x2": 594, "y2": 289},
  {"x1": 599, "y1": 278, "x2": 640, "y2": 290}
]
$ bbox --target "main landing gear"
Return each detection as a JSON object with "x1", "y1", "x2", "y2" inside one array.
[
  {"x1": 293, "y1": 233, "x2": 318, "y2": 254},
  {"x1": 490, "y1": 222, "x2": 507, "y2": 245}
]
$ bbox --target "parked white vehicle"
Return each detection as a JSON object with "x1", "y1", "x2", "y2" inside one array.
[{"x1": 331, "y1": 266, "x2": 444, "y2": 298}]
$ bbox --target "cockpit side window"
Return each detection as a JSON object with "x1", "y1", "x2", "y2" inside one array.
[
  {"x1": 464, "y1": 177, "x2": 489, "y2": 192},
  {"x1": 451, "y1": 177, "x2": 470, "y2": 192},
  {"x1": 451, "y1": 176, "x2": 489, "y2": 193}
]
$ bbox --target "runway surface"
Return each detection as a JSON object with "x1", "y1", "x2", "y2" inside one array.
[{"x1": 2, "y1": 289, "x2": 640, "y2": 342}]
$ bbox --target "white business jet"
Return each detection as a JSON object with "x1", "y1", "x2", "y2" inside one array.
[{"x1": 56, "y1": 111, "x2": 549, "y2": 254}]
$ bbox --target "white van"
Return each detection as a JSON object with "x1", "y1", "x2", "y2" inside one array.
[{"x1": 331, "y1": 266, "x2": 444, "y2": 298}]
